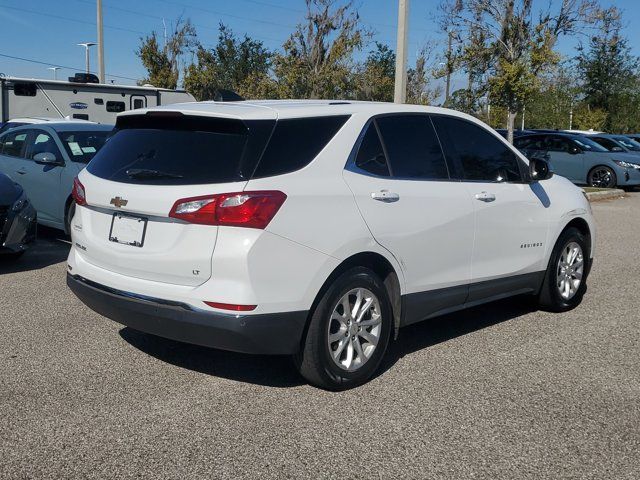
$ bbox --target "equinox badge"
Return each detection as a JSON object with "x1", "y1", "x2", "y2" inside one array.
[{"x1": 110, "y1": 196, "x2": 128, "y2": 208}]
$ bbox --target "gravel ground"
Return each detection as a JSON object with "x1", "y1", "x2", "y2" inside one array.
[{"x1": 1, "y1": 195, "x2": 639, "y2": 479}]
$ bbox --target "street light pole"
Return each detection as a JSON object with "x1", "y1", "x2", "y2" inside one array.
[
  {"x1": 97, "y1": 0, "x2": 105, "y2": 83},
  {"x1": 394, "y1": 0, "x2": 409, "y2": 103},
  {"x1": 47, "y1": 67, "x2": 61, "y2": 80},
  {"x1": 77, "y1": 42, "x2": 97, "y2": 74}
]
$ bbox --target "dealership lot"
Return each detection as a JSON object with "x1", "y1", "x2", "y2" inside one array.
[{"x1": 1, "y1": 195, "x2": 639, "y2": 479}]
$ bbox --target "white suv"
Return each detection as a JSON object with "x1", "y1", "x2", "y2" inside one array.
[{"x1": 67, "y1": 101, "x2": 595, "y2": 390}]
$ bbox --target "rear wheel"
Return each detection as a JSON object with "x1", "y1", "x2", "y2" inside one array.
[
  {"x1": 588, "y1": 166, "x2": 617, "y2": 188},
  {"x1": 295, "y1": 267, "x2": 392, "y2": 390},
  {"x1": 538, "y1": 227, "x2": 589, "y2": 312}
]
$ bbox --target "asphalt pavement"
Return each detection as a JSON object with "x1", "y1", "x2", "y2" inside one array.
[{"x1": 1, "y1": 196, "x2": 639, "y2": 479}]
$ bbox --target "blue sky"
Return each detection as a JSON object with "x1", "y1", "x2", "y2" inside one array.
[{"x1": 1, "y1": 0, "x2": 638, "y2": 91}]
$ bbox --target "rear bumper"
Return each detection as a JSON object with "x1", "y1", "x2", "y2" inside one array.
[{"x1": 67, "y1": 274, "x2": 308, "y2": 355}]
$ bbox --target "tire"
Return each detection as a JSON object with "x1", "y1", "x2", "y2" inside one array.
[
  {"x1": 587, "y1": 166, "x2": 617, "y2": 188},
  {"x1": 294, "y1": 267, "x2": 393, "y2": 390},
  {"x1": 538, "y1": 227, "x2": 589, "y2": 312},
  {"x1": 64, "y1": 200, "x2": 76, "y2": 236}
]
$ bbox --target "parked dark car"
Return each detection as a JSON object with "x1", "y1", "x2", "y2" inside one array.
[
  {"x1": 0, "y1": 172, "x2": 36, "y2": 258},
  {"x1": 514, "y1": 132, "x2": 640, "y2": 188}
]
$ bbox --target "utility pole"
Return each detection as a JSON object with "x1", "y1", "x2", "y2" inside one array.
[
  {"x1": 97, "y1": 0, "x2": 105, "y2": 83},
  {"x1": 394, "y1": 0, "x2": 409, "y2": 103},
  {"x1": 47, "y1": 67, "x2": 61, "y2": 80},
  {"x1": 77, "y1": 42, "x2": 97, "y2": 74}
]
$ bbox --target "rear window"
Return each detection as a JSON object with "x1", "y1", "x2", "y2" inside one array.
[
  {"x1": 87, "y1": 115, "x2": 274, "y2": 185},
  {"x1": 87, "y1": 114, "x2": 348, "y2": 185},
  {"x1": 59, "y1": 130, "x2": 111, "y2": 163}
]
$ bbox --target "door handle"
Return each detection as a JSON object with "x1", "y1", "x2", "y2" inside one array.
[
  {"x1": 16, "y1": 168, "x2": 27, "y2": 175},
  {"x1": 371, "y1": 190, "x2": 400, "y2": 203},
  {"x1": 475, "y1": 191, "x2": 496, "y2": 202}
]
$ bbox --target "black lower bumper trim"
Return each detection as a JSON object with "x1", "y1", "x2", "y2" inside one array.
[{"x1": 67, "y1": 274, "x2": 308, "y2": 355}]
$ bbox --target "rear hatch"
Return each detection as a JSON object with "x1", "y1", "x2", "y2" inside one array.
[{"x1": 76, "y1": 111, "x2": 276, "y2": 286}]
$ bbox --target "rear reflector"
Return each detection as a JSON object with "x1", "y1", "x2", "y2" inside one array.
[
  {"x1": 72, "y1": 177, "x2": 87, "y2": 206},
  {"x1": 204, "y1": 301, "x2": 257, "y2": 312},
  {"x1": 169, "y1": 190, "x2": 286, "y2": 229}
]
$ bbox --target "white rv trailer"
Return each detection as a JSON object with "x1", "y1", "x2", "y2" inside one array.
[{"x1": 0, "y1": 75, "x2": 195, "y2": 124}]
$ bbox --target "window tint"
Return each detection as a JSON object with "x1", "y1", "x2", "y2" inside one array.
[
  {"x1": 133, "y1": 98, "x2": 145, "y2": 109},
  {"x1": 591, "y1": 137, "x2": 619, "y2": 151},
  {"x1": 88, "y1": 115, "x2": 274, "y2": 185},
  {"x1": 59, "y1": 130, "x2": 111, "y2": 163},
  {"x1": 614, "y1": 136, "x2": 640, "y2": 151},
  {"x1": 433, "y1": 115, "x2": 523, "y2": 182},
  {"x1": 514, "y1": 136, "x2": 545, "y2": 150},
  {"x1": 252, "y1": 116, "x2": 349, "y2": 178},
  {"x1": 1, "y1": 131, "x2": 29, "y2": 157},
  {"x1": 106, "y1": 101, "x2": 126, "y2": 113},
  {"x1": 354, "y1": 123, "x2": 390, "y2": 177},
  {"x1": 0, "y1": 122, "x2": 27, "y2": 135},
  {"x1": 376, "y1": 115, "x2": 448, "y2": 179},
  {"x1": 29, "y1": 131, "x2": 62, "y2": 160}
]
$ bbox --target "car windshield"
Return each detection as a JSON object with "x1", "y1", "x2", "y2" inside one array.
[
  {"x1": 573, "y1": 137, "x2": 609, "y2": 152},
  {"x1": 58, "y1": 130, "x2": 111, "y2": 163},
  {"x1": 613, "y1": 136, "x2": 640, "y2": 151}
]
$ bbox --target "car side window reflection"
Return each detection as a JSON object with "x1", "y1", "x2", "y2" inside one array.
[{"x1": 354, "y1": 123, "x2": 390, "y2": 177}]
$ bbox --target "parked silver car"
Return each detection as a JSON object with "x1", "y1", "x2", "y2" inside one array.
[
  {"x1": 514, "y1": 132, "x2": 640, "y2": 188},
  {"x1": 0, "y1": 122, "x2": 113, "y2": 232}
]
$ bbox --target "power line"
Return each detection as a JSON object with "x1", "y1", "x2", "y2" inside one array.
[
  {"x1": 0, "y1": 52, "x2": 140, "y2": 82},
  {"x1": 73, "y1": 0, "x2": 285, "y2": 45},
  {"x1": 0, "y1": 4, "x2": 145, "y2": 35}
]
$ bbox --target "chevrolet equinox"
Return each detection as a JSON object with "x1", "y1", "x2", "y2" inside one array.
[{"x1": 67, "y1": 101, "x2": 595, "y2": 390}]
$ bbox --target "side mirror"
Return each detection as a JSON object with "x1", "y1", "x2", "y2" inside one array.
[
  {"x1": 568, "y1": 145, "x2": 581, "y2": 155},
  {"x1": 529, "y1": 158, "x2": 553, "y2": 181},
  {"x1": 33, "y1": 152, "x2": 62, "y2": 166}
]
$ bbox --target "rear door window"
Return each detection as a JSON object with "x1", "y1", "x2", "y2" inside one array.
[
  {"x1": 1, "y1": 131, "x2": 29, "y2": 158},
  {"x1": 433, "y1": 115, "x2": 524, "y2": 183},
  {"x1": 354, "y1": 122, "x2": 390, "y2": 177},
  {"x1": 376, "y1": 115, "x2": 449, "y2": 180},
  {"x1": 252, "y1": 116, "x2": 349, "y2": 178}
]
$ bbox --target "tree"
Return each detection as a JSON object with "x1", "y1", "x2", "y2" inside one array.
[
  {"x1": 184, "y1": 24, "x2": 273, "y2": 100},
  {"x1": 273, "y1": 0, "x2": 370, "y2": 99},
  {"x1": 137, "y1": 17, "x2": 196, "y2": 89},
  {"x1": 355, "y1": 42, "x2": 395, "y2": 101},
  {"x1": 442, "y1": 0, "x2": 598, "y2": 142},
  {"x1": 576, "y1": 7, "x2": 639, "y2": 132},
  {"x1": 406, "y1": 46, "x2": 442, "y2": 105}
]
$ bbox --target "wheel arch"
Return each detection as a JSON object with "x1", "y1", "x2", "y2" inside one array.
[
  {"x1": 305, "y1": 251, "x2": 403, "y2": 344},
  {"x1": 562, "y1": 217, "x2": 592, "y2": 258}
]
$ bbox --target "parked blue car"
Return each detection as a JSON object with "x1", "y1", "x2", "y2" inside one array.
[
  {"x1": 587, "y1": 134, "x2": 640, "y2": 156},
  {"x1": 0, "y1": 122, "x2": 113, "y2": 233},
  {"x1": 514, "y1": 132, "x2": 640, "y2": 188}
]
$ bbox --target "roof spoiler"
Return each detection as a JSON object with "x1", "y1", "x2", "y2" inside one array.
[{"x1": 213, "y1": 89, "x2": 244, "y2": 102}]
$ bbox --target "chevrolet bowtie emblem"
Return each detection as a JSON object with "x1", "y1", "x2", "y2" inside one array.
[{"x1": 110, "y1": 196, "x2": 128, "y2": 208}]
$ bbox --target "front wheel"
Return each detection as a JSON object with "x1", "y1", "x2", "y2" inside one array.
[
  {"x1": 294, "y1": 267, "x2": 393, "y2": 390},
  {"x1": 588, "y1": 166, "x2": 617, "y2": 188},
  {"x1": 538, "y1": 227, "x2": 589, "y2": 312}
]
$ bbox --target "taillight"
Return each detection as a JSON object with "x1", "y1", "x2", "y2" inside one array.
[
  {"x1": 169, "y1": 191, "x2": 286, "y2": 229},
  {"x1": 72, "y1": 177, "x2": 87, "y2": 206}
]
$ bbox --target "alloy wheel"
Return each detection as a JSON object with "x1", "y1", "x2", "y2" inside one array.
[
  {"x1": 327, "y1": 288, "x2": 382, "y2": 372},
  {"x1": 556, "y1": 241, "x2": 584, "y2": 300},
  {"x1": 589, "y1": 167, "x2": 615, "y2": 188}
]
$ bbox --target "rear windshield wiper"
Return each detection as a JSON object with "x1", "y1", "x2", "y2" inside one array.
[{"x1": 125, "y1": 168, "x2": 183, "y2": 179}]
